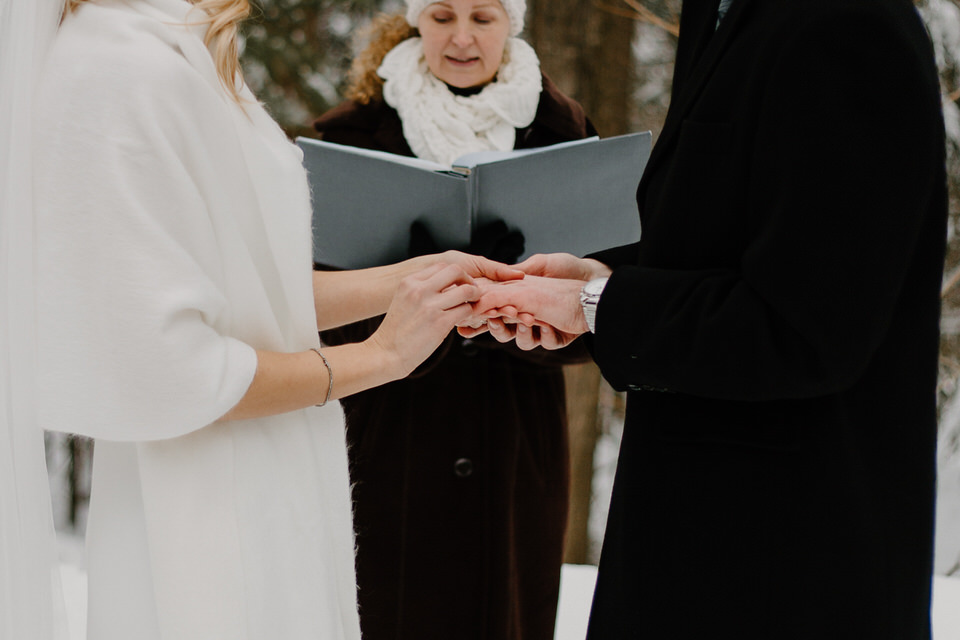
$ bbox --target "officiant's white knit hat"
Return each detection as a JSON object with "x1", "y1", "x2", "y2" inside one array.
[{"x1": 405, "y1": 0, "x2": 526, "y2": 36}]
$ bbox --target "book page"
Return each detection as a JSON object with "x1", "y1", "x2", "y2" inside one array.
[
  {"x1": 452, "y1": 137, "x2": 601, "y2": 170},
  {"x1": 299, "y1": 137, "x2": 448, "y2": 172}
]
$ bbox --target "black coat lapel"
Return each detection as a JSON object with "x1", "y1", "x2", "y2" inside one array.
[
  {"x1": 671, "y1": 0, "x2": 723, "y2": 98},
  {"x1": 640, "y1": 0, "x2": 752, "y2": 192}
]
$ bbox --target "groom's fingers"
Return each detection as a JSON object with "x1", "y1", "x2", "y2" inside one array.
[
  {"x1": 514, "y1": 323, "x2": 541, "y2": 351},
  {"x1": 486, "y1": 317, "x2": 518, "y2": 344},
  {"x1": 538, "y1": 324, "x2": 562, "y2": 350},
  {"x1": 457, "y1": 323, "x2": 489, "y2": 338},
  {"x1": 536, "y1": 324, "x2": 574, "y2": 350}
]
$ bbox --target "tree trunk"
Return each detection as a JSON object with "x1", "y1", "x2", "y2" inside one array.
[
  {"x1": 528, "y1": 1, "x2": 635, "y2": 137},
  {"x1": 561, "y1": 363, "x2": 604, "y2": 564},
  {"x1": 527, "y1": 0, "x2": 635, "y2": 564}
]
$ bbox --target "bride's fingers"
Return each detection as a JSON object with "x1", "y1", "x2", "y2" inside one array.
[
  {"x1": 485, "y1": 305, "x2": 519, "y2": 319},
  {"x1": 474, "y1": 257, "x2": 525, "y2": 282},
  {"x1": 410, "y1": 261, "x2": 454, "y2": 281},
  {"x1": 415, "y1": 262, "x2": 481, "y2": 292},
  {"x1": 517, "y1": 312, "x2": 537, "y2": 326},
  {"x1": 436, "y1": 282, "x2": 481, "y2": 312},
  {"x1": 512, "y1": 254, "x2": 548, "y2": 276},
  {"x1": 410, "y1": 264, "x2": 482, "y2": 309},
  {"x1": 444, "y1": 301, "x2": 485, "y2": 328}
]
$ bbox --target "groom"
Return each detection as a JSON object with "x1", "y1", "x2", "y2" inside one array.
[{"x1": 467, "y1": 0, "x2": 948, "y2": 637}]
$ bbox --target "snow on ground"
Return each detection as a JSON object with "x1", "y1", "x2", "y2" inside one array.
[
  {"x1": 937, "y1": 443, "x2": 960, "y2": 575},
  {"x1": 552, "y1": 565, "x2": 960, "y2": 640},
  {"x1": 56, "y1": 529, "x2": 960, "y2": 640},
  {"x1": 554, "y1": 564, "x2": 597, "y2": 640},
  {"x1": 936, "y1": 576, "x2": 960, "y2": 640}
]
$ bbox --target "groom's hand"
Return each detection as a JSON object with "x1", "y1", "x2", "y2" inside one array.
[
  {"x1": 460, "y1": 276, "x2": 589, "y2": 350},
  {"x1": 484, "y1": 317, "x2": 582, "y2": 351}
]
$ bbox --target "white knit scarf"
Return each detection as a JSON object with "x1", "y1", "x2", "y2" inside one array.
[{"x1": 378, "y1": 37, "x2": 542, "y2": 167}]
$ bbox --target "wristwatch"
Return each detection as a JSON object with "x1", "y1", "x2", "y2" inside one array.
[{"x1": 580, "y1": 277, "x2": 608, "y2": 334}]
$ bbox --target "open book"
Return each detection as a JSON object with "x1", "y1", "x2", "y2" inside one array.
[{"x1": 297, "y1": 132, "x2": 651, "y2": 269}]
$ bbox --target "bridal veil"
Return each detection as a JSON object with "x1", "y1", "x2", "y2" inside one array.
[{"x1": 1, "y1": 0, "x2": 69, "y2": 637}]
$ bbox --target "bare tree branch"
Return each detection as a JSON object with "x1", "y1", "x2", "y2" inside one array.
[
  {"x1": 592, "y1": 0, "x2": 680, "y2": 37},
  {"x1": 943, "y1": 266, "x2": 960, "y2": 298}
]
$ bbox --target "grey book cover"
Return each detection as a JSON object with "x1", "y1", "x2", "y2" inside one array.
[{"x1": 297, "y1": 132, "x2": 651, "y2": 269}]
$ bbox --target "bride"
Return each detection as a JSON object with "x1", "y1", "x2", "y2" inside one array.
[{"x1": 0, "y1": 0, "x2": 517, "y2": 638}]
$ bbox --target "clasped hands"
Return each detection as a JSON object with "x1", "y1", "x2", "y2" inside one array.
[
  {"x1": 372, "y1": 251, "x2": 610, "y2": 381},
  {"x1": 460, "y1": 253, "x2": 613, "y2": 351}
]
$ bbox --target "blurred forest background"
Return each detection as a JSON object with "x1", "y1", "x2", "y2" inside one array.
[{"x1": 49, "y1": 0, "x2": 960, "y2": 576}]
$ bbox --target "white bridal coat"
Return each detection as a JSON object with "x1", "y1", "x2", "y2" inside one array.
[{"x1": 32, "y1": 0, "x2": 361, "y2": 638}]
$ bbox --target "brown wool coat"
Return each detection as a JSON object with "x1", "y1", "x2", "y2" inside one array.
[{"x1": 312, "y1": 75, "x2": 596, "y2": 640}]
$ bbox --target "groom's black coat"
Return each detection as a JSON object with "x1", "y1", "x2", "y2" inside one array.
[{"x1": 585, "y1": 0, "x2": 947, "y2": 638}]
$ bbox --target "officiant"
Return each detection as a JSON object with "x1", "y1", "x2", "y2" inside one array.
[{"x1": 309, "y1": 1, "x2": 596, "y2": 638}]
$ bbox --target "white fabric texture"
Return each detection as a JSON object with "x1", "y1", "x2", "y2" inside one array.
[
  {"x1": 0, "y1": 0, "x2": 69, "y2": 638},
  {"x1": 405, "y1": 0, "x2": 526, "y2": 36},
  {"x1": 32, "y1": 0, "x2": 360, "y2": 638},
  {"x1": 379, "y1": 36, "x2": 542, "y2": 166}
]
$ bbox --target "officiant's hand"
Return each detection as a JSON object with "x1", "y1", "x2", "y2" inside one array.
[{"x1": 461, "y1": 275, "x2": 589, "y2": 350}]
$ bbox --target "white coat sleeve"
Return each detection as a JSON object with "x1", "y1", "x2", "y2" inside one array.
[{"x1": 33, "y1": 29, "x2": 259, "y2": 441}]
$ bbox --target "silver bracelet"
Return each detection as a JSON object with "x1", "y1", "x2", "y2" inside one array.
[{"x1": 310, "y1": 348, "x2": 334, "y2": 407}]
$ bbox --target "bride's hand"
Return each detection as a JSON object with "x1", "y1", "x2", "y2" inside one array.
[
  {"x1": 514, "y1": 253, "x2": 611, "y2": 281},
  {"x1": 368, "y1": 262, "x2": 481, "y2": 378},
  {"x1": 433, "y1": 250, "x2": 526, "y2": 283}
]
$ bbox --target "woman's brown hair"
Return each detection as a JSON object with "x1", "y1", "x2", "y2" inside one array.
[
  {"x1": 344, "y1": 12, "x2": 418, "y2": 104},
  {"x1": 65, "y1": 0, "x2": 250, "y2": 103}
]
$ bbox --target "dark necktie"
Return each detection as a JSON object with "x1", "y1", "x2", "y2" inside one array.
[{"x1": 716, "y1": 0, "x2": 734, "y2": 28}]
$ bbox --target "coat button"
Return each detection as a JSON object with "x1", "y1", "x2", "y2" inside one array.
[
  {"x1": 454, "y1": 458, "x2": 474, "y2": 478},
  {"x1": 460, "y1": 338, "x2": 479, "y2": 357}
]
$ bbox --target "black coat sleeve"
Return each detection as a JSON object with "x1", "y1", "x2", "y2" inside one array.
[{"x1": 592, "y1": 8, "x2": 946, "y2": 401}]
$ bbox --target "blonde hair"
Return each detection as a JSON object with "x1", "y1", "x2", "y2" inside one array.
[
  {"x1": 344, "y1": 12, "x2": 418, "y2": 104},
  {"x1": 65, "y1": 0, "x2": 250, "y2": 103}
]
